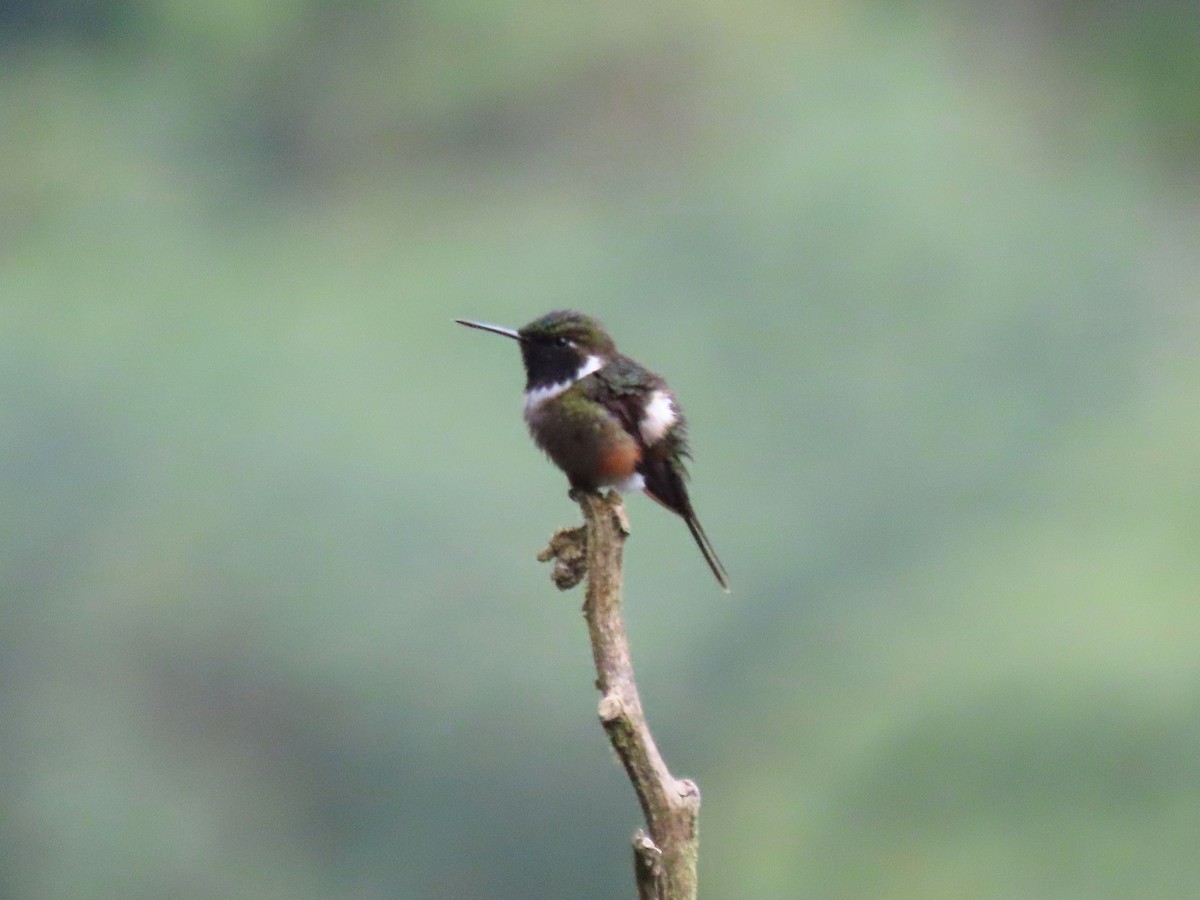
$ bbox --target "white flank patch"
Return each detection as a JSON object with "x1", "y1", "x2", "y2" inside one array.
[
  {"x1": 613, "y1": 472, "x2": 646, "y2": 494},
  {"x1": 639, "y1": 389, "x2": 677, "y2": 444},
  {"x1": 523, "y1": 354, "x2": 605, "y2": 415}
]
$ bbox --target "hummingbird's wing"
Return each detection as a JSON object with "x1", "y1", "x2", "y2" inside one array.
[
  {"x1": 589, "y1": 356, "x2": 730, "y2": 591},
  {"x1": 588, "y1": 356, "x2": 692, "y2": 488},
  {"x1": 588, "y1": 357, "x2": 685, "y2": 445}
]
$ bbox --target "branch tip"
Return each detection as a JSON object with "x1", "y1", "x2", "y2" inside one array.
[
  {"x1": 537, "y1": 525, "x2": 588, "y2": 590},
  {"x1": 598, "y1": 692, "x2": 625, "y2": 723},
  {"x1": 633, "y1": 830, "x2": 663, "y2": 900},
  {"x1": 676, "y1": 778, "x2": 701, "y2": 801}
]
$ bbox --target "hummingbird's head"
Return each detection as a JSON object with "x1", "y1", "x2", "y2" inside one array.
[{"x1": 456, "y1": 310, "x2": 615, "y2": 389}]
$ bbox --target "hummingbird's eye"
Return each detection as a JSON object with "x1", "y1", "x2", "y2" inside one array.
[{"x1": 554, "y1": 336, "x2": 571, "y2": 348}]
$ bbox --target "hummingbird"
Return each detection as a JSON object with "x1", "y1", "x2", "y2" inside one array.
[{"x1": 456, "y1": 310, "x2": 729, "y2": 591}]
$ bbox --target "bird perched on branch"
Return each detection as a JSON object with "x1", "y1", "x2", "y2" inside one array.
[{"x1": 457, "y1": 310, "x2": 729, "y2": 591}]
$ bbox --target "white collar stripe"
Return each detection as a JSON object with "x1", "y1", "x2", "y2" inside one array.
[{"x1": 523, "y1": 355, "x2": 604, "y2": 414}]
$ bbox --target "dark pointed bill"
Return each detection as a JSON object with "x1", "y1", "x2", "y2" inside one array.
[{"x1": 455, "y1": 319, "x2": 521, "y2": 340}]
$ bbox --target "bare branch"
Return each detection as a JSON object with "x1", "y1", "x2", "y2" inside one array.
[{"x1": 541, "y1": 490, "x2": 700, "y2": 899}]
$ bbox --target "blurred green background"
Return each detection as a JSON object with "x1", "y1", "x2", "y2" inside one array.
[{"x1": 4, "y1": 1, "x2": 1200, "y2": 897}]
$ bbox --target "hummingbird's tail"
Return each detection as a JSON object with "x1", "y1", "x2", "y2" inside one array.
[
  {"x1": 684, "y1": 512, "x2": 730, "y2": 593},
  {"x1": 639, "y1": 452, "x2": 730, "y2": 591}
]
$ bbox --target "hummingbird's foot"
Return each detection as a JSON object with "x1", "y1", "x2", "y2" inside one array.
[
  {"x1": 538, "y1": 525, "x2": 588, "y2": 590},
  {"x1": 567, "y1": 486, "x2": 603, "y2": 504}
]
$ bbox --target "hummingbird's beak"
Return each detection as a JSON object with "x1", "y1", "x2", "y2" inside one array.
[{"x1": 455, "y1": 319, "x2": 522, "y2": 341}]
